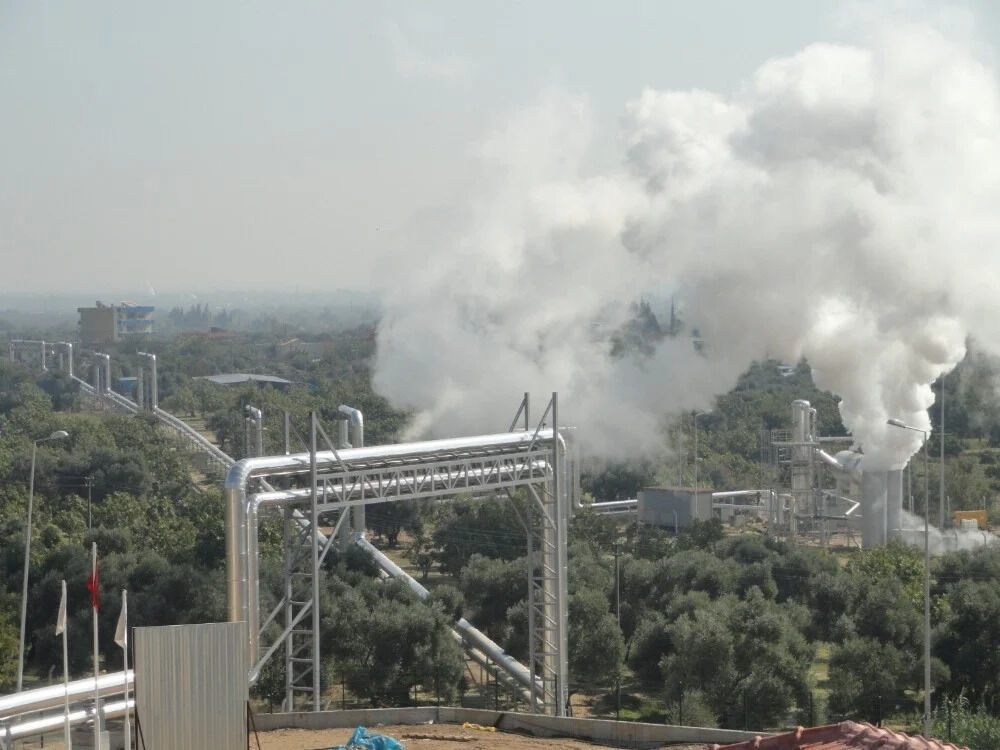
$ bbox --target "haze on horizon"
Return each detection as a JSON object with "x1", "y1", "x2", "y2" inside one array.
[{"x1": 6, "y1": 0, "x2": 980, "y2": 296}]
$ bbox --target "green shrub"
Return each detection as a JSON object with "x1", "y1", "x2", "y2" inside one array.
[{"x1": 934, "y1": 697, "x2": 1000, "y2": 750}]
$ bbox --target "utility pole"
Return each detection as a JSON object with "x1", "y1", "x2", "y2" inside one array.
[{"x1": 939, "y1": 380, "x2": 945, "y2": 529}]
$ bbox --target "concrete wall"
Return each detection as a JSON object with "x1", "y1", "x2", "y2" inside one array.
[
  {"x1": 255, "y1": 707, "x2": 761, "y2": 749},
  {"x1": 638, "y1": 488, "x2": 713, "y2": 529}
]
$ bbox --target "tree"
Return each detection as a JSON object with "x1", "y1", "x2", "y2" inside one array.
[
  {"x1": 660, "y1": 607, "x2": 734, "y2": 718},
  {"x1": 581, "y1": 460, "x2": 655, "y2": 502},
  {"x1": 846, "y1": 542, "x2": 924, "y2": 612},
  {"x1": 325, "y1": 579, "x2": 465, "y2": 706},
  {"x1": 569, "y1": 587, "x2": 624, "y2": 691},
  {"x1": 569, "y1": 508, "x2": 620, "y2": 556},
  {"x1": 433, "y1": 501, "x2": 525, "y2": 574},
  {"x1": 657, "y1": 590, "x2": 813, "y2": 730},
  {"x1": 828, "y1": 638, "x2": 912, "y2": 722},
  {"x1": 406, "y1": 532, "x2": 437, "y2": 581},
  {"x1": 629, "y1": 612, "x2": 672, "y2": 688},
  {"x1": 807, "y1": 570, "x2": 858, "y2": 642},
  {"x1": 935, "y1": 580, "x2": 1000, "y2": 709},
  {"x1": 459, "y1": 555, "x2": 526, "y2": 641},
  {"x1": 367, "y1": 502, "x2": 418, "y2": 548},
  {"x1": 943, "y1": 457, "x2": 991, "y2": 511},
  {"x1": 0, "y1": 593, "x2": 18, "y2": 691}
]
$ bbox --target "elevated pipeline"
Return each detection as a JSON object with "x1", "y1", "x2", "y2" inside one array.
[
  {"x1": 225, "y1": 429, "x2": 556, "y2": 661},
  {"x1": 356, "y1": 535, "x2": 537, "y2": 703}
]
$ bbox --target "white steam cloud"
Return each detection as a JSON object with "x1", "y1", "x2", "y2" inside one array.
[
  {"x1": 375, "y1": 12, "x2": 998, "y2": 468},
  {"x1": 899, "y1": 510, "x2": 998, "y2": 554}
]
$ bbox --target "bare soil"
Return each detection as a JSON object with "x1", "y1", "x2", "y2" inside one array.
[{"x1": 256, "y1": 722, "x2": 703, "y2": 750}]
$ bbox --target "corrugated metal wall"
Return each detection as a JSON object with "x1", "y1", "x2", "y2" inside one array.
[{"x1": 134, "y1": 622, "x2": 248, "y2": 750}]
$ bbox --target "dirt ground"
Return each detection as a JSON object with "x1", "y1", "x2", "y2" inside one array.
[{"x1": 256, "y1": 722, "x2": 705, "y2": 750}]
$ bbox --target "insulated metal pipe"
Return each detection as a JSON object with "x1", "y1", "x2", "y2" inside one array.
[
  {"x1": 224, "y1": 430, "x2": 556, "y2": 662},
  {"x1": 0, "y1": 671, "x2": 134, "y2": 720},
  {"x1": 815, "y1": 449, "x2": 846, "y2": 472},
  {"x1": 338, "y1": 405, "x2": 364, "y2": 448},
  {"x1": 94, "y1": 353, "x2": 111, "y2": 393},
  {"x1": 789, "y1": 400, "x2": 814, "y2": 537},
  {"x1": 338, "y1": 405, "x2": 365, "y2": 534},
  {"x1": 357, "y1": 535, "x2": 539, "y2": 696},
  {"x1": 862, "y1": 470, "x2": 888, "y2": 549},
  {"x1": 60, "y1": 342, "x2": 73, "y2": 378},
  {"x1": 887, "y1": 469, "x2": 903, "y2": 541},
  {"x1": 137, "y1": 352, "x2": 157, "y2": 409},
  {"x1": 245, "y1": 406, "x2": 264, "y2": 457}
]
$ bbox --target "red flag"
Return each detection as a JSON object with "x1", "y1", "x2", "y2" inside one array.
[{"x1": 86, "y1": 558, "x2": 99, "y2": 610}]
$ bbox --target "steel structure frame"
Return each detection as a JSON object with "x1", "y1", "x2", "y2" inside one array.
[
  {"x1": 11, "y1": 346, "x2": 571, "y2": 716},
  {"x1": 248, "y1": 396, "x2": 570, "y2": 716}
]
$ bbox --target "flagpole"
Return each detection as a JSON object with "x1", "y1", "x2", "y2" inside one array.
[
  {"x1": 61, "y1": 579, "x2": 71, "y2": 750},
  {"x1": 91, "y1": 543, "x2": 100, "y2": 750},
  {"x1": 119, "y1": 590, "x2": 131, "y2": 750}
]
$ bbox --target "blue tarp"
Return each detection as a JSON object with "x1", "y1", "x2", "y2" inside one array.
[{"x1": 330, "y1": 726, "x2": 404, "y2": 750}]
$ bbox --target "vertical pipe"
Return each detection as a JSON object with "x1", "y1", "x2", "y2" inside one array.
[
  {"x1": 282, "y1": 508, "x2": 293, "y2": 711},
  {"x1": 524, "y1": 391, "x2": 530, "y2": 431},
  {"x1": 248, "y1": 500, "x2": 260, "y2": 662},
  {"x1": 338, "y1": 406, "x2": 365, "y2": 535},
  {"x1": 790, "y1": 400, "x2": 812, "y2": 541},
  {"x1": 310, "y1": 412, "x2": 321, "y2": 712},
  {"x1": 136, "y1": 367, "x2": 144, "y2": 409},
  {"x1": 40, "y1": 340, "x2": 47, "y2": 371},
  {"x1": 284, "y1": 411, "x2": 290, "y2": 455},
  {"x1": 526, "y1": 502, "x2": 536, "y2": 714},
  {"x1": 908, "y1": 462, "x2": 913, "y2": 514},
  {"x1": 337, "y1": 420, "x2": 351, "y2": 546},
  {"x1": 887, "y1": 470, "x2": 903, "y2": 541},
  {"x1": 150, "y1": 355, "x2": 157, "y2": 409},
  {"x1": 66, "y1": 343, "x2": 72, "y2": 379},
  {"x1": 862, "y1": 471, "x2": 888, "y2": 549},
  {"x1": 351, "y1": 417, "x2": 364, "y2": 536},
  {"x1": 552, "y1": 392, "x2": 568, "y2": 716}
]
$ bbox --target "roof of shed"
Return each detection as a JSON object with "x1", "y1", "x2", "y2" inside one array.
[
  {"x1": 714, "y1": 722, "x2": 967, "y2": 750},
  {"x1": 196, "y1": 373, "x2": 292, "y2": 385}
]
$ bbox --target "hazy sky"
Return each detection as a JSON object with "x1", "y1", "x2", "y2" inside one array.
[{"x1": 2, "y1": 0, "x2": 997, "y2": 295}]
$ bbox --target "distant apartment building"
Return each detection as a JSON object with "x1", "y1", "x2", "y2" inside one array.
[{"x1": 77, "y1": 301, "x2": 154, "y2": 345}]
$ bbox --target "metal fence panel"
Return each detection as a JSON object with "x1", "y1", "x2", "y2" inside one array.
[{"x1": 134, "y1": 622, "x2": 248, "y2": 750}]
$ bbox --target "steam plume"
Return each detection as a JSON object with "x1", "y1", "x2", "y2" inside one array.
[{"x1": 375, "y1": 12, "x2": 996, "y2": 468}]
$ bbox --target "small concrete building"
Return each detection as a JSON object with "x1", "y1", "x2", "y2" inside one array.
[
  {"x1": 77, "y1": 301, "x2": 154, "y2": 345},
  {"x1": 77, "y1": 302, "x2": 118, "y2": 345},
  {"x1": 638, "y1": 486, "x2": 714, "y2": 530}
]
